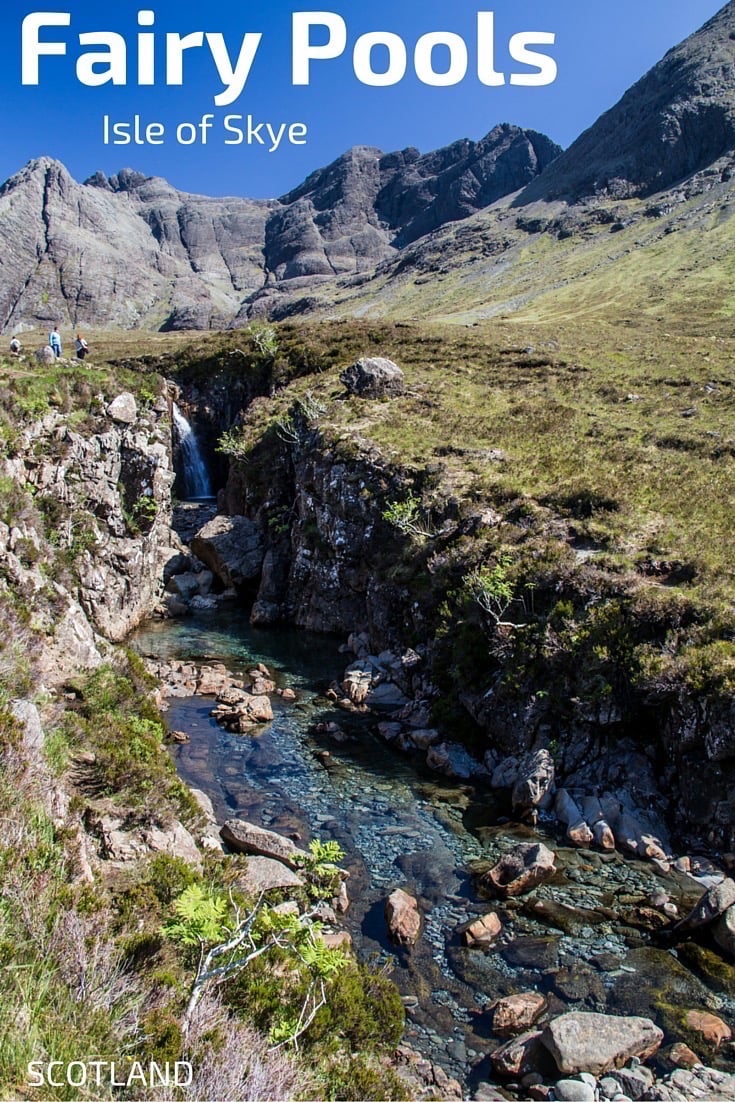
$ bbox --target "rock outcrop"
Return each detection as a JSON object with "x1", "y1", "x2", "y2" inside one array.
[{"x1": 0, "y1": 398, "x2": 176, "y2": 647}]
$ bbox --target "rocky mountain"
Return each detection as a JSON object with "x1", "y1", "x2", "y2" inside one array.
[
  {"x1": 0, "y1": 124, "x2": 559, "y2": 333},
  {"x1": 3, "y1": 2, "x2": 735, "y2": 332},
  {"x1": 327, "y1": 0, "x2": 735, "y2": 327},
  {"x1": 519, "y1": 0, "x2": 735, "y2": 202}
]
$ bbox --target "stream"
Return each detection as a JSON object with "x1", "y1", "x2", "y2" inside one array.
[{"x1": 132, "y1": 610, "x2": 735, "y2": 1089}]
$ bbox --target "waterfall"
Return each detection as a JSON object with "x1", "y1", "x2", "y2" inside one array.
[{"x1": 172, "y1": 404, "x2": 213, "y2": 500}]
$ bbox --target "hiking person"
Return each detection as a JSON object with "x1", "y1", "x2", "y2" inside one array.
[
  {"x1": 9, "y1": 337, "x2": 21, "y2": 355},
  {"x1": 49, "y1": 327, "x2": 62, "y2": 358},
  {"x1": 75, "y1": 334, "x2": 89, "y2": 361}
]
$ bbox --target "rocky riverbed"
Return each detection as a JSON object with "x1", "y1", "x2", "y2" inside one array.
[{"x1": 132, "y1": 610, "x2": 735, "y2": 1099}]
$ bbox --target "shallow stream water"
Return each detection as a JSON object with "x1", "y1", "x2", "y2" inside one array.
[{"x1": 132, "y1": 611, "x2": 735, "y2": 1088}]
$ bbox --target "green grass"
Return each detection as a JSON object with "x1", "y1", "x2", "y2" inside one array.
[{"x1": 213, "y1": 318, "x2": 735, "y2": 609}]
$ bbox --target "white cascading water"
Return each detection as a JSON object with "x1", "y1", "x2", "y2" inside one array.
[{"x1": 172, "y1": 403, "x2": 213, "y2": 499}]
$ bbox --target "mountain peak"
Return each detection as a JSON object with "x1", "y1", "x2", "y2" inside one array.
[
  {"x1": 0, "y1": 157, "x2": 74, "y2": 200},
  {"x1": 518, "y1": 0, "x2": 735, "y2": 203}
]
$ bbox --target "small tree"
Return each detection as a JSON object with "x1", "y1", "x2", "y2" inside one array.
[
  {"x1": 465, "y1": 557, "x2": 521, "y2": 628},
  {"x1": 165, "y1": 842, "x2": 348, "y2": 1049},
  {"x1": 382, "y1": 495, "x2": 435, "y2": 539}
]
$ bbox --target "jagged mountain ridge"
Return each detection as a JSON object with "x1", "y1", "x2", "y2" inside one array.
[
  {"x1": 0, "y1": 124, "x2": 559, "y2": 332},
  {"x1": 3, "y1": 1, "x2": 735, "y2": 332},
  {"x1": 321, "y1": 0, "x2": 735, "y2": 326}
]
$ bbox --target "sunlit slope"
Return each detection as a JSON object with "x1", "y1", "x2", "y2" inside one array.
[{"x1": 319, "y1": 179, "x2": 735, "y2": 331}]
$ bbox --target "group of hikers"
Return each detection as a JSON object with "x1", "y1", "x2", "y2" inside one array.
[{"x1": 9, "y1": 328, "x2": 90, "y2": 361}]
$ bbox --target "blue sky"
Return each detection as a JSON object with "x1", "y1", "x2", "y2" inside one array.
[{"x1": 0, "y1": 0, "x2": 726, "y2": 198}]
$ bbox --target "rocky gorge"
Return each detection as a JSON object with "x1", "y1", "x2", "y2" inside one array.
[
  {"x1": 3, "y1": 3, "x2": 735, "y2": 1092},
  {"x1": 1, "y1": 324, "x2": 735, "y2": 1099},
  {"x1": 168, "y1": 339, "x2": 735, "y2": 1080}
]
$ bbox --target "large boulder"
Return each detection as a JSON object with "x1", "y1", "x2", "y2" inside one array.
[
  {"x1": 107, "y1": 392, "x2": 138, "y2": 424},
  {"x1": 480, "y1": 842, "x2": 556, "y2": 898},
  {"x1": 35, "y1": 345, "x2": 55, "y2": 365},
  {"x1": 540, "y1": 1012, "x2": 663, "y2": 1076},
  {"x1": 340, "y1": 357, "x2": 405, "y2": 399},
  {"x1": 220, "y1": 820, "x2": 309, "y2": 869},
  {"x1": 239, "y1": 856, "x2": 305, "y2": 894},
  {"x1": 190, "y1": 515, "x2": 264, "y2": 591},
  {"x1": 385, "y1": 888, "x2": 421, "y2": 947}
]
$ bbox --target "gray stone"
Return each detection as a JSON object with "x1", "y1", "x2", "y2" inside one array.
[
  {"x1": 35, "y1": 344, "x2": 55, "y2": 365},
  {"x1": 365, "y1": 681, "x2": 410, "y2": 709},
  {"x1": 713, "y1": 903, "x2": 735, "y2": 959},
  {"x1": 426, "y1": 741, "x2": 482, "y2": 779},
  {"x1": 10, "y1": 700, "x2": 44, "y2": 753},
  {"x1": 166, "y1": 571, "x2": 202, "y2": 599},
  {"x1": 190, "y1": 788, "x2": 217, "y2": 823},
  {"x1": 99, "y1": 816, "x2": 202, "y2": 873},
  {"x1": 107, "y1": 392, "x2": 138, "y2": 424},
  {"x1": 340, "y1": 357, "x2": 405, "y2": 399},
  {"x1": 190, "y1": 515, "x2": 264, "y2": 591},
  {"x1": 239, "y1": 856, "x2": 305, "y2": 894},
  {"x1": 599, "y1": 1078, "x2": 620, "y2": 1100},
  {"x1": 541, "y1": 1012, "x2": 663, "y2": 1076},
  {"x1": 220, "y1": 819, "x2": 309, "y2": 868},
  {"x1": 554, "y1": 1079, "x2": 596, "y2": 1102},
  {"x1": 608, "y1": 1065, "x2": 654, "y2": 1100}
]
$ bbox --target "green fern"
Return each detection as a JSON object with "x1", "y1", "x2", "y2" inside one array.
[{"x1": 163, "y1": 884, "x2": 228, "y2": 945}]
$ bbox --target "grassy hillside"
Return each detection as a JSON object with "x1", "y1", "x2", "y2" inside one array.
[
  {"x1": 314, "y1": 179, "x2": 735, "y2": 332},
  {"x1": 209, "y1": 318, "x2": 735, "y2": 612}
]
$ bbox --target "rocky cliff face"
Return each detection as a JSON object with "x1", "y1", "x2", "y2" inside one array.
[
  {"x1": 0, "y1": 124, "x2": 559, "y2": 332},
  {"x1": 0, "y1": 392, "x2": 178, "y2": 662},
  {"x1": 223, "y1": 429, "x2": 408, "y2": 636}
]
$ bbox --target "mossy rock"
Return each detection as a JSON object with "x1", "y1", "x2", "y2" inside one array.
[
  {"x1": 606, "y1": 945, "x2": 729, "y2": 1051},
  {"x1": 676, "y1": 941, "x2": 735, "y2": 998}
]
